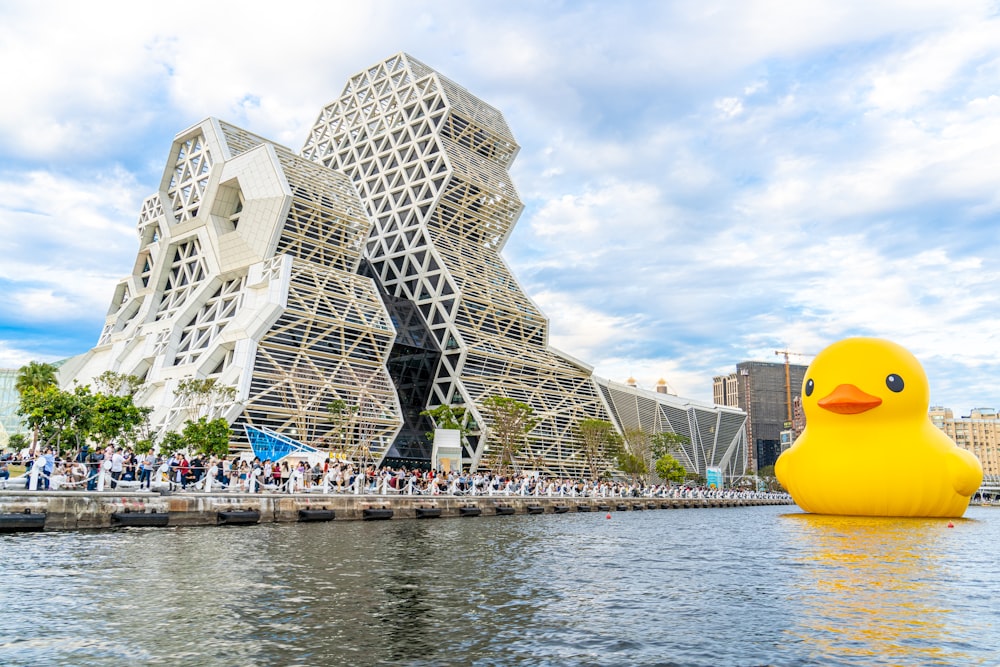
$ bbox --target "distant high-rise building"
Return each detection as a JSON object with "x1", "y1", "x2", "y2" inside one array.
[
  {"x1": 930, "y1": 407, "x2": 1000, "y2": 478},
  {"x1": 713, "y1": 361, "x2": 807, "y2": 471},
  {"x1": 713, "y1": 373, "x2": 740, "y2": 407}
]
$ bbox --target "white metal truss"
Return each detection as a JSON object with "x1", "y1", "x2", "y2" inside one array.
[
  {"x1": 168, "y1": 133, "x2": 213, "y2": 223},
  {"x1": 155, "y1": 238, "x2": 207, "y2": 320},
  {"x1": 302, "y1": 53, "x2": 616, "y2": 477},
  {"x1": 173, "y1": 277, "x2": 245, "y2": 366},
  {"x1": 59, "y1": 52, "x2": 748, "y2": 477},
  {"x1": 63, "y1": 118, "x2": 402, "y2": 457},
  {"x1": 595, "y1": 377, "x2": 748, "y2": 479}
]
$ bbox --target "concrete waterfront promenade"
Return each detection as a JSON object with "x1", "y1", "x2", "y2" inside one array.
[{"x1": 0, "y1": 490, "x2": 794, "y2": 531}]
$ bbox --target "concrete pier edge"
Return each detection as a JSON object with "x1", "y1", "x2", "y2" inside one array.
[{"x1": 0, "y1": 490, "x2": 794, "y2": 531}]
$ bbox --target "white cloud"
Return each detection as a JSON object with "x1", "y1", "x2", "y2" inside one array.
[
  {"x1": 715, "y1": 97, "x2": 744, "y2": 118},
  {"x1": 0, "y1": 4, "x2": 169, "y2": 159},
  {"x1": 866, "y1": 18, "x2": 1000, "y2": 113},
  {"x1": 0, "y1": 341, "x2": 44, "y2": 369},
  {"x1": 531, "y1": 289, "x2": 646, "y2": 364},
  {"x1": 592, "y1": 355, "x2": 712, "y2": 402},
  {"x1": 529, "y1": 181, "x2": 670, "y2": 243},
  {"x1": 0, "y1": 168, "x2": 143, "y2": 321},
  {"x1": 4, "y1": 0, "x2": 1000, "y2": 411}
]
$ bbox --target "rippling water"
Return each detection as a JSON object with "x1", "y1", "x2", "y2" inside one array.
[{"x1": 1, "y1": 505, "x2": 998, "y2": 666}]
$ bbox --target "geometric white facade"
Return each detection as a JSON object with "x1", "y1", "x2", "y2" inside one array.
[
  {"x1": 302, "y1": 53, "x2": 619, "y2": 476},
  {"x1": 302, "y1": 53, "x2": 748, "y2": 478},
  {"x1": 61, "y1": 119, "x2": 402, "y2": 456},
  {"x1": 596, "y1": 377, "x2": 750, "y2": 479},
  {"x1": 60, "y1": 53, "x2": 746, "y2": 479}
]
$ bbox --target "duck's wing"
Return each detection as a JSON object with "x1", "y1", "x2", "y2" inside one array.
[
  {"x1": 948, "y1": 447, "x2": 984, "y2": 497},
  {"x1": 774, "y1": 446, "x2": 793, "y2": 486}
]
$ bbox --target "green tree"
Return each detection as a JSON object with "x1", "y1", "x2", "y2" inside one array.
[
  {"x1": 132, "y1": 436, "x2": 155, "y2": 455},
  {"x1": 160, "y1": 431, "x2": 186, "y2": 455},
  {"x1": 20, "y1": 382, "x2": 158, "y2": 457},
  {"x1": 616, "y1": 450, "x2": 648, "y2": 482},
  {"x1": 175, "y1": 377, "x2": 236, "y2": 419},
  {"x1": 654, "y1": 454, "x2": 687, "y2": 483},
  {"x1": 621, "y1": 426, "x2": 652, "y2": 482},
  {"x1": 15, "y1": 361, "x2": 59, "y2": 452},
  {"x1": 650, "y1": 431, "x2": 690, "y2": 484},
  {"x1": 19, "y1": 385, "x2": 95, "y2": 456},
  {"x1": 651, "y1": 431, "x2": 690, "y2": 459},
  {"x1": 325, "y1": 398, "x2": 359, "y2": 453},
  {"x1": 181, "y1": 417, "x2": 232, "y2": 457},
  {"x1": 15, "y1": 361, "x2": 58, "y2": 396},
  {"x1": 8, "y1": 433, "x2": 29, "y2": 452},
  {"x1": 93, "y1": 370, "x2": 144, "y2": 397},
  {"x1": 576, "y1": 418, "x2": 622, "y2": 480},
  {"x1": 90, "y1": 392, "x2": 151, "y2": 451},
  {"x1": 420, "y1": 404, "x2": 469, "y2": 441},
  {"x1": 481, "y1": 396, "x2": 539, "y2": 475}
]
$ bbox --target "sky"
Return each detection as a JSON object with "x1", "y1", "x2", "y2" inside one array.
[{"x1": 2, "y1": 0, "x2": 1000, "y2": 410}]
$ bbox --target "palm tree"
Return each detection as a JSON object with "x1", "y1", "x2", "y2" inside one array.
[
  {"x1": 15, "y1": 361, "x2": 59, "y2": 454},
  {"x1": 15, "y1": 361, "x2": 58, "y2": 396}
]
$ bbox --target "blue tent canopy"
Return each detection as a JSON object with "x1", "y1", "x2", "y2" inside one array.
[{"x1": 243, "y1": 425, "x2": 320, "y2": 462}]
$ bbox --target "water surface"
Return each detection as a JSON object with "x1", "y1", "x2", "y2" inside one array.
[{"x1": 1, "y1": 505, "x2": 997, "y2": 666}]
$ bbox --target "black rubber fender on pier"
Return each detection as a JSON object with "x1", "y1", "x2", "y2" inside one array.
[
  {"x1": 298, "y1": 508, "x2": 335, "y2": 522},
  {"x1": 0, "y1": 511, "x2": 46, "y2": 533},
  {"x1": 415, "y1": 507, "x2": 442, "y2": 519},
  {"x1": 218, "y1": 509, "x2": 261, "y2": 525},
  {"x1": 111, "y1": 511, "x2": 169, "y2": 527}
]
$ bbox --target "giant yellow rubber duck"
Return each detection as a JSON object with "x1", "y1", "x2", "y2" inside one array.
[{"x1": 775, "y1": 337, "x2": 982, "y2": 517}]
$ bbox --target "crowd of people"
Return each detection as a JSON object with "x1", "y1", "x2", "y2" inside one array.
[{"x1": 0, "y1": 446, "x2": 789, "y2": 500}]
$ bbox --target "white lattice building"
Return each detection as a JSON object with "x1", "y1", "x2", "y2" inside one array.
[
  {"x1": 60, "y1": 119, "x2": 402, "y2": 456},
  {"x1": 595, "y1": 377, "x2": 749, "y2": 479},
  {"x1": 301, "y1": 53, "x2": 748, "y2": 478},
  {"x1": 62, "y1": 53, "x2": 747, "y2": 479}
]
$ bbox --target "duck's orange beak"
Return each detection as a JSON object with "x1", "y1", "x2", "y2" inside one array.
[{"x1": 817, "y1": 384, "x2": 882, "y2": 414}]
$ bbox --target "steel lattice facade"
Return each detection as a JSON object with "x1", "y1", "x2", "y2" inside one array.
[
  {"x1": 301, "y1": 53, "x2": 747, "y2": 478},
  {"x1": 62, "y1": 119, "x2": 402, "y2": 457},
  {"x1": 60, "y1": 53, "x2": 747, "y2": 480},
  {"x1": 596, "y1": 378, "x2": 749, "y2": 479},
  {"x1": 0, "y1": 368, "x2": 25, "y2": 444}
]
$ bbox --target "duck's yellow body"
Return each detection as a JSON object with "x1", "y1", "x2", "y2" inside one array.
[{"x1": 775, "y1": 337, "x2": 982, "y2": 518}]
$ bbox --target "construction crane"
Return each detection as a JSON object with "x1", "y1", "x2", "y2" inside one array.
[
  {"x1": 740, "y1": 368, "x2": 754, "y2": 473},
  {"x1": 774, "y1": 350, "x2": 813, "y2": 424}
]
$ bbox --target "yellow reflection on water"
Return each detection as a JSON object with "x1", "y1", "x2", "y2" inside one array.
[{"x1": 782, "y1": 513, "x2": 968, "y2": 665}]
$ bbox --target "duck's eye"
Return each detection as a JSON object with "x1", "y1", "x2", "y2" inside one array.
[
  {"x1": 886, "y1": 374, "x2": 904, "y2": 393},
  {"x1": 804, "y1": 379, "x2": 814, "y2": 397}
]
